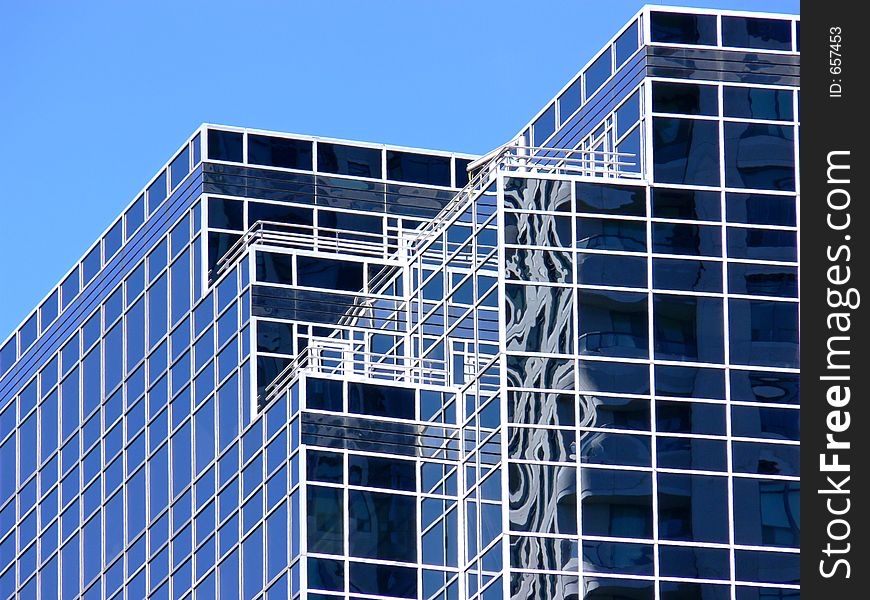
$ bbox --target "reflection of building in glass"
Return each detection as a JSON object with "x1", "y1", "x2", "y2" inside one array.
[{"x1": 0, "y1": 6, "x2": 798, "y2": 599}]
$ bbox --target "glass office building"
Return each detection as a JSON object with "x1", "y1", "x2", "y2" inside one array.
[{"x1": 0, "y1": 6, "x2": 799, "y2": 600}]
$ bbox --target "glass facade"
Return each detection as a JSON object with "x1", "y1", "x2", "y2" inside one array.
[{"x1": 0, "y1": 6, "x2": 798, "y2": 600}]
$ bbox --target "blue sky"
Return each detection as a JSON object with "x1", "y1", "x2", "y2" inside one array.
[{"x1": 0, "y1": 0, "x2": 798, "y2": 338}]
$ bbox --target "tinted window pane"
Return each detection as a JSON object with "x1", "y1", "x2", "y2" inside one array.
[
  {"x1": 655, "y1": 364, "x2": 726, "y2": 399},
  {"x1": 297, "y1": 257, "x2": 363, "y2": 291},
  {"x1": 722, "y1": 16, "x2": 792, "y2": 51},
  {"x1": 349, "y1": 562, "x2": 416, "y2": 598},
  {"x1": 454, "y1": 159, "x2": 471, "y2": 187},
  {"x1": 728, "y1": 299, "x2": 799, "y2": 368},
  {"x1": 582, "y1": 540, "x2": 653, "y2": 575},
  {"x1": 615, "y1": 91, "x2": 640, "y2": 140},
  {"x1": 349, "y1": 490, "x2": 416, "y2": 561},
  {"x1": 652, "y1": 223, "x2": 722, "y2": 256},
  {"x1": 724, "y1": 123, "x2": 795, "y2": 191},
  {"x1": 727, "y1": 228, "x2": 796, "y2": 262},
  {"x1": 386, "y1": 151, "x2": 450, "y2": 186},
  {"x1": 650, "y1": 11, "x2": 717, "y2": 45},
  {"x1": 654, "y1": 294, "x2": 724, "y2": 363},
  {"x1": 125, "y1": 194, "x2": 145, "y2": 237},
  {"x1": 652, "y1": 188, "x2": 720, "y2": 221},
  {"x1": 248, "y1": 134, "x2": 313, "y2": 170},
  {"x1": 730, "y1": 370, "x2": 799, "y2": 405},
  {"x1": 307, "y1": 486, "x2": 343, "y2": 554},
  {"x1": 582, "y1": 395, "x2": 650, "y2": 431},
  {"x1": 653, "y1": 258, "x2": 722, "y2": 293},
  {"x1": 318, "y1": 143, "x2": 382, "y2": 179},
  {"x1": 307, "y1": 450, "x2": 343, "y2": 483},
  {"x1": 652, "y1": 82, "x2": 718, "y2": 116},
  {"x1": 615, "y1": 20, "x2": 639, "y2": 66},
  {"x1": 726, "y1": 193, "x2": 795, "y2": 226},
  {"x1": 248, "y1": 202, "x2": 313, "y2": 229},
  {"x1": 657, "y1": 436, "x2": 727, "y2": 471},
  {"x1": 577, "y1": 253, "x2": 647, "y2": 288},
  {"x1": 348, "y1": 382, "x2": 414, "y2": 420},
  {"x1": 724, "y1": 87, "x2": 794, "y2": 121},
  {"x1": 733, "y1": 478, "x2": 799, "y2": 548},
  {"x1": 578, "y1": 360, "x2": 650, "y2": 395},
  {"x1": 577, "y1": 291, "x2": 648, "y2": 359},
  {"x1": 577, "y1": 217, "x2": 646, "y2": 252},
  {"x1": 208, "y1": 129, "x2": 243, "y2": 162},
  {"x1": 308, "y1": 557, "x2": 343, "y2": 592},
  {"x1": 656, "y1": 400, "x2": 726, "y2": 435},
  {"x1": 558, "y1": 78, "x2": 582, "y2": 125},
  {"x1": 307, "y1": 378, "x2": 343, "y2": 412},
  {"x1": 208, "y1": 198, "x2": 245, "y2": 231},
  {"x1": 147, "y1": 171, "x2": 168, "y2": 210},
  {"x1": 585, "y1": 50, "x2": 612, "y2": 98},
  {"x1": 533, "y1": 103, "x2": 556, "y2": 146},
  {"x1": 658, "y1": 473, "x2": 729, "y2": 543},
  {"x1": 576, "y1": 182, "x2": 645, "y2": 216},
  {"x1": 653, "y1": 118, "x2": 720, "y2": 186},
  {"x1": 256, "y1": 252, "x2": 293, "y2": 285},
  {"x1": 581, "y1": 468, "x2": 652, "y2": 538},
  {"x1": 728, "y1": 263, "x2": 798, "y2": 297},
  {"x1": 732, "y1": 405, "x2": 799, "y2": 441},
  {"x1": 170, "y1": 146, "x2": 190, "y2": 190},
  {"x1": 660, "y1": 546, "x2": 730, "y2": 580},
  {"x1": 348, "y1": 455, "x2": 415, "y2": 491},
  {"x1": 257, "y1": 320, "x2": 294, "y2": 355},
  {"x1": 207, "y1": 232, "x2": 241, "y2": 278}
]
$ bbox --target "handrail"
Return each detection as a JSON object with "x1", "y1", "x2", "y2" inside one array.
[{"x1": 212, "y1": 220, "x2": 401, "y2": 279}]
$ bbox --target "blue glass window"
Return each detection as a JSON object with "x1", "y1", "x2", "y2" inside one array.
[
  {"x1": 170, "y1": 146, "x2": 190, "y2": 190},
  {"x1": 658, "y1": 473, "x2": 729, "y2": 543},
  {"x1": 349, "y1": 490, "x2": 417, "y2": 561},
  {"x1": 730, "y1": 369, "x2": 799, "y2": 405},
  {"x1": 348, "y1": 454, "x2": 415, "y2": 491},
  {"x1": 724, "y1": 123, "x2": 795, "y2": 191},
  {"x1": 653, "y1": 223, "x2": 722, "y2": 257},
  {"x1": 724, "y1": 87, "x2": 794, "y2": 121},
  {"x1": 558, "y1": 78, "x2": 582, "y2": 125},
  {"x1": 722, "y1": 16, "x2": 792, "y2": 51},
  {"x1": 104, "y1": 219, "x2": 123, "y2": 260},
  {"x1": 654, "y1": 294, "x2": 724, "y2": 363},
  {"x1": 249, "y1": 134, "x2": 313, "y2": 170},
  {"x1": 40, "y1": 291, "x2": 58, "y2": 333},
  {"x1": 726, "y1": 193, "x2": 795, "y2": 226},
  {"x1": 318, "y1": 142, "x2": 382, "y2": 179},
  {"x1": 148, "y1": 170, "x2": 168, "y2": 212},
  {"x1": 307, "y1": 378, "x2": 343, "y2": 411},
  {"x1": 656, "y1": 400, "x2": 725, "y2": 435},
  {"x1": 655, "y1": 364, "x2": 726, "y2": 400},
  {"x1": 532, "y1": 103, "x2": 556, "y2": 146},
  {"x1": 208, "y1": 129, "x2": 243, "y2": 162},
  {"x1": 208, "y1": 197, "x2": 244, "y2": 230},
  {"x1": 578, "y1": 290, "x2": 648, "y2": 359},
  {"x1": 728, "y1": 299, "x2": 798, "y2": 368},
  {"x1": 348, "y1": 381, "x2": 414, "y2": 420},
  {"x1": 615, "y1": 20, "x2": 639, "y2": 67},
  {"x1": 653, "y1": 82, "x2": 718, "y2": 116},
  {"x1": 577, "y1": 253, "x2": 647, "y2": 288},
  {"x1": 728, "y1": 263, "x2": 797, "y2": 298},
  {"x1": 615, "y1": 91, "x2": 640, "y2": 140},
  {"x1": 349, "y1": 562, "x2": 416, "y2": 598},
  {"x1": 576, "y1": 182, "x2": 645, "y2": 217},
  {"x1": 727, "y1": 228, "x2": 796, "y2": 262},
  {"x1": 577, "y1": 217, "x2": 646, "y2": 252},
  {"x1": 387, "y1": 151, "x2": 451, "y2": 187},
  {"x1": 653, "y1": 258, "x2": 722, "y2": 293},
  {"x1": 307, "y1": 486, "x2": 343, "y2": 554},
  {"x1": 653, "y1": 117, "x2": 720, "y2": 186},
  {"x1": 650, "y1": 11, "x2": 717, "y2": 45},
  {"x1": 297, "y1": 256, "x2": 363, "y2": 291},
  {"x1": 585, "y1": 49, "x2": 612, "y2": 99},
  {"x1": 82, "y1": 244, "x2": 101, "y2": 286},
  {"x1": 581, "y1": 468, "x2": 652, "y2": 538},
  {"x1": 126, "y1": 194, "x2": 145, "y2": 238},
  {"x1": 61, "y1": 268, "x2": 79, "y2": 309}
]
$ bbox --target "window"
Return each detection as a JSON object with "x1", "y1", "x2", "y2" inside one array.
[
  {"x1": 724, "y1": 123, "x2": 795, "y2": 191},
  {"x1": 585, "y1": 49, "x2": 612, "y2": 98},
  {"x1": 208, "y1": 198, "x2": 244, "y2": 230},
  {"x1": 349, "y1": 490, "x2": 417, "y2": 561},
  {"x1": 558, "y1": 78, "x2": 582, "y2": 125},
  {"x1": 653, "y1": 117, "x2": 720, "y2": 186},
  {"x1": 581, "y1": 468, "x2": 652, "y2": 538},
  {"x1": 576, "y1": 182, "x2": 645, "y2": 217},
  {"x1": 256, "y1": 251, "x2": 294, "y2": 285},
  {"x1": 532, "y1": 103, "x2": 556, "y2": 146},
  {"x1": 652, "y1": 82, "x2": 718, "y2": 116},
  {"x1": 348, "y1": 382, "x2": 414, "y2": 420},
  {"x1": 208, "y1": 129, "x2": 243, "y2": 162},
  {"x1": 386, "y1": 151, "x2": 450, "y2": 186},
  {"x1": 653, "y1": 294, "x2": 724, "y2": 363},
  {"x1": 615, "y1": 20, "x2": 639, "y2": 67},
  {"x1": 650, "y1": 11, "x2": 717, "y2": 45},
  {"x1": 297, "y1": 256, "x2": 363, "y2": 291},
  {"x1": 728, "y1": 299, "x2": 799, "y2": 368},
  {"x1": 726, "y1": 193, "x2": 795, "y2": 226},
  {"x1": 248, "y1": 134, "x2": 313, "y2": 170},
  {"x1": 577, "y1": 290, "x2": 648, "y2": 359},
  {"x1": 724, "y1": 87, "x2": 794, "y2": 121},
  {"x1": 653, "y1": 258, "x2": 722, "y2": 293},
  {"x1": 658, "y1": 473, "x2": 729, "y2": 543},
  {"x1": 722, "y1": 16, "x2": 792, "y2": 51},
  {"x1": 318, "y1": 142, "x2": 382, "y2": 179}
]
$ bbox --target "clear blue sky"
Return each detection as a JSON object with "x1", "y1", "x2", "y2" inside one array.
[{"x1": 0, "y1": 0, "x2": 798, "y2": 338}]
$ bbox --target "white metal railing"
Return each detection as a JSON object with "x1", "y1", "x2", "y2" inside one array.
[
  {"x1": 406, "y1": 141, "x2": 639, "y2": 252},
  {"x1": 212, "y1": 220, "x2": 402, "y2": 279},
  {"x1": 261, "y1": 341, "x2": 450, "y2": 405}
]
